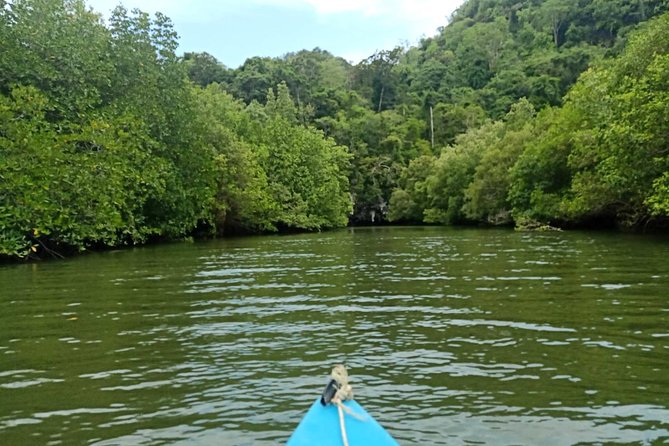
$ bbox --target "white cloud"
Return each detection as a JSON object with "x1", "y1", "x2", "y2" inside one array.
[
  {"x1": 86, "y1": 0, "x2": 463, "y2": 36},
  {"x1": 254, "y1": 0, "x2": 464, "y2": 35},
  {"x1": 394, "y1": 0, "x2": 465, "y2": 35},
  {"x1": 340, "y1": 49, "x2": 373, "y2": 65}
]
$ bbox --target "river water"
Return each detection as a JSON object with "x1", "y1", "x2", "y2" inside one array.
[{"x1": 1, "y1": 227, "x2": 668, "y2": 445}]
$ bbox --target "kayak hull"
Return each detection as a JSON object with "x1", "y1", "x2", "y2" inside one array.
[{"x1": 287, "y1": 399, "x2": 399, "y2": 446}]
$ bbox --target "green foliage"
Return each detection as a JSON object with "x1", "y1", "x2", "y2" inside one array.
[
  {"x1": 3, "y1": 0, "x2": 669, "y2": 260},
  {"x1": 245, "y1": 88, "x2": 353, "y2": 230},
  {"x1": 560, "y1": 13, "x2": 669, "y2": 227},
  {"x1": 390, "y1": 7, "x2": 669, "y2": 231},
  {"x1": 0, "y1": 86, "x2": 166, "y2": 257},
  {"x1": 105, "y1": 6, "x2": 217, "y2": 237},
  {"x1": 0, "y1": 0, "x2": 216, "y2": 259},
  {"x1": 388, "y1": 155, "x2": 437, "y2": 223},
  {"x1": 194, "y1": 83, "x2": 352, "y2": 233},
  {"x1": 0, "y1": 0, "x2": 113, "y2": 121},
  {"x1": 432, "y1": 102, "x2": 488, "y2": 146},
  {"x1": 463, "y1": 99, "x2": 537, "y2": 224},
  {"x1": 218, "y1": 0, "x2": 669, "y2": 230},
  {"x1": 507, "y1": 106, "x2": 573, "y2": 222},
  {"x1": 192, "y1": 84, "x2": 277, "y2": 233},
  {"x1": 506, "y1": 12, "x2": 669, "y2": 229},
  {"x1": 183, "y1": 52, "x2": 229, "y2": 87},
  {"x1": 424, "y1": 122, "x2": 504, "y2": 224}
]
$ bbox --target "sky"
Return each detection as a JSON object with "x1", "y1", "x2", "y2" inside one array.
[{"x1": 85, "y1": 0, "x2": 466, "y2": 68}]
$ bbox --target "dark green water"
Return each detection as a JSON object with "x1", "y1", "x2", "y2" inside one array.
[{"x1": 1, "y1": 227, "x2": 668, "y2": 445}]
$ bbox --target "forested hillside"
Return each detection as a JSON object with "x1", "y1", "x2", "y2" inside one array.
[
  {"x1": 2, "y1": 0, "x2": 669, "y2": 260},
  {"x1": 212, "y1": 0, "x2": 669, "y2": 226}
]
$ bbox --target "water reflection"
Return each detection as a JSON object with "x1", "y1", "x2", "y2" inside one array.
[{"x1": 1, "y1": 227, "x2": 668, "y2": 445}]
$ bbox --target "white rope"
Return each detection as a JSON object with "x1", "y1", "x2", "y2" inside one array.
[
  {"x1": 325, "y1": 365, "x2": 366, "y2": 446},
  {"x1": 337, "y1": 402, "x2": 349, "y2": 446},
  {"x1": 332, "y1": 396, "x2": 366, "y2": 446}
]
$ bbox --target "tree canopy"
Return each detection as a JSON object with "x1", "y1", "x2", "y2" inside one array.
[
  {"x1": 0, "y1": 0, "x2": 352, "y2": 259},
  {"x1": 2, "y1": 0, "x2": 669, "y2": 260},
  {"x1": 213, "y1": 0, "x2": 669, "y2": 226}
]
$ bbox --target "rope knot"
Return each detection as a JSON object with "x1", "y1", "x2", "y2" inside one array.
[{"x1": 320, "y1": 365, "x2": 366, "y2": 446}]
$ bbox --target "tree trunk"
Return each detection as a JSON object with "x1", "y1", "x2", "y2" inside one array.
[
  {"x1": 377, "y1": 85, "x2": 384, "y2": 113},
  {"x1": 552, "y1": 19, "x2": 560, "y2": 48},
  {"x1": 430, "y1": 105, "x2": 435, "y2": 150},
  {"x1": 296, "y1": 88, "x2": 305, "y2": 125}
]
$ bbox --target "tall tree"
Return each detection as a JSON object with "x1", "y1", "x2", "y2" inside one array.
[
  {"x1": 183, "y1": 52, "x2": 229, "y2": 87},
  {"x1": 541, "y1": 0, "x2": 572, "y2": 48}
]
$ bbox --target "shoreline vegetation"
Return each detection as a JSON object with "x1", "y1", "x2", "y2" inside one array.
[{"x1": 2, "y1": 0, "x2": 669, "y2": 261}]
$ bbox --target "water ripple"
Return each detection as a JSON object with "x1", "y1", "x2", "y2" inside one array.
[{"x1": 1, "y1": 227, "x2": 668, "y2": 445}]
